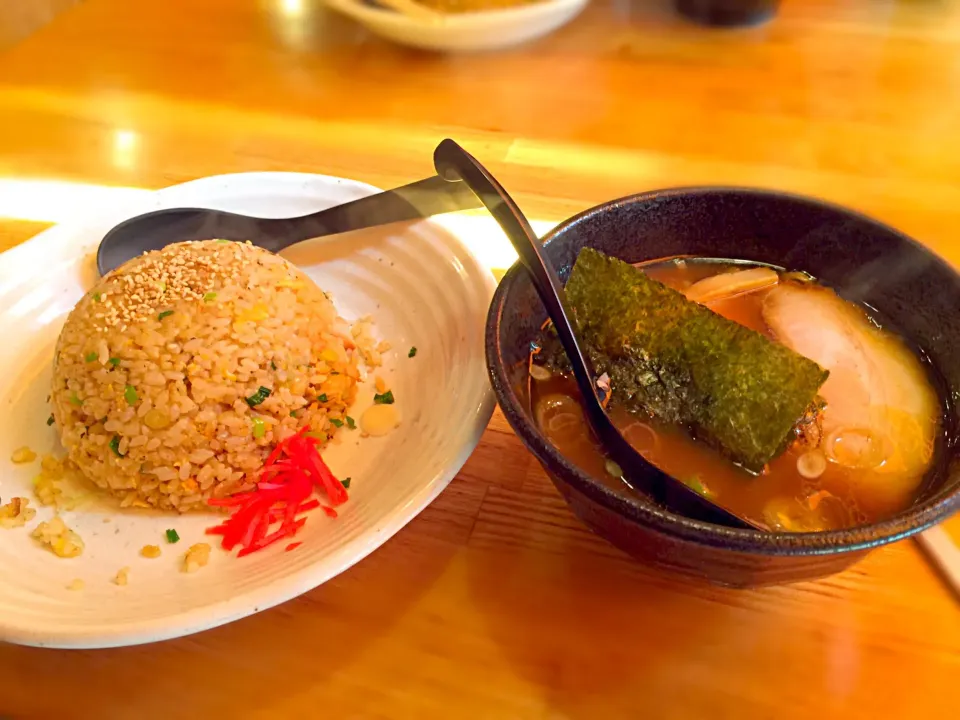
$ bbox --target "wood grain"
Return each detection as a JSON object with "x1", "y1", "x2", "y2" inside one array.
[{"x1": 0, "y1": 0, "x2": 958, "y2": 717}]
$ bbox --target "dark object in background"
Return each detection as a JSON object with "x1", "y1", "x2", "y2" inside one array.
[{"x1": 674, "y1": 0, "x2": 779, "y2": 26}]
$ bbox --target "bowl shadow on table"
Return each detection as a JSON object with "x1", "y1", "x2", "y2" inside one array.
[
  {"x1": 459, "y1": 485, "x2": 733, "y2": 714},
  {"x1": 0, "y1": 532, "x2": 459, "y2": 718},
  {"x1": 453, "y1": 418, "x2": 959, "y2": 716},
  {"x1": 454, "y1": 414, "x2": 952, "y2": 718},
  {"x1": 458, "y1": 464, "x2": 916, "y2": 718}
]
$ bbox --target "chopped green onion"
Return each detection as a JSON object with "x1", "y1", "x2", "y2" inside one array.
[
  {"x1": 109, "y1": 435, "x2": 123, "y2": 457},
  {"x1": 408, "y1": 347, "x2": 417, "y2": 358},
  {"x1": 158, "y1": 310, "x2": 174, "y2": 321},
  {"x1": 245, "y1": 386, "x2": 272, "y2": 407},
  {"x1": 341, "y1": 477, "x2": 351, "y2": 489},
  {"x1": 215, "y1": 239, "x2": 230, "y2": 243},
  {"x1": 84, "y1": 351, "x2": 98, "y2": 362},
  {"x1": 69, "y1": 392, "x2": 82, "y2": 407},
  {"x1": 373, "y1": 390, "x2": 395, "y2": 405},
  {"x1": 330, "y1": 418, "x2": 344, "y2": 428},
  {"x1": 270, "y1": 360, "x2": 277, "y2": 371},
  {"x1": 124, "y1": 385, "x2": 138, "y2": 406},
  {"x1": 203, "y1": 292, "x2": 217, "y2": 303},
  {"x1": 685, "y1": 475, "x2": 712, "y2": 497},
  {"x1": 604, "y1": 459, "x2": 623, "y2": 478},
  {"x1": 108, "y1": 357, "x2": 121, "y2": 367},
  {"x1": 165, "y1": 529, "x2": 180, "y2": 544},
  {"x1": 92, "y1": 292, "x2": 101, "y2": 302},
  {"x1": 251, "y1": 416, "x2": 266, "y2": 438},
  {"x1": 317, "y1": 393, "x2": 328, "y2": 403},
  {"x1": 346, "y1": 416, "x2": 356, "y2": 430},
  {"x1": 46, "y1": 414, "x2": 55, "y2": 426},
  {"x1": 289, "y1": 410, "x2": 298, "y2": 418}
]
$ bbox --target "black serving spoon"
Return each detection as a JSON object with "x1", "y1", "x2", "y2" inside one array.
[
  {"x1": 433, "y1": 138, "x2": 758, "y2": 530},
  {"x1": 96, "y1": 174, "x2": 482, "y2": 275}
]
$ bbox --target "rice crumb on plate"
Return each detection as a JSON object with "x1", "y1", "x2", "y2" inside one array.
[
  {"x1": 0, "y1": 497, "x2": 36, "y2": 528},
  {"x1": 32, "y1": 516, "x2": 84, "y2": 557},
  {"x1": 114, "y1": 567, "x2": 130, "y2": 586},
  {"x1": 182, "y1": 543, "x2": 211, "y2": 573},
  {"x1": 360, "y1": 404, "x2": 400, "y2": 437},
  {"x1": 66, "y1": 578, "x2": 85, "y2": 591},
  {"x1": 140, "y1": 544, "x2": 161, "y2": 559},
  {"x1": 10, "y1": 446, "x2": 37, "y2": 464},
  {"x1": 33, "y1": 454, "x2": 90, "y2": 510}
]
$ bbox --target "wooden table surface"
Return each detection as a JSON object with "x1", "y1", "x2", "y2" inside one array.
[{"x1": 0, "y1": 0, "x2": 958, "y2": 717}]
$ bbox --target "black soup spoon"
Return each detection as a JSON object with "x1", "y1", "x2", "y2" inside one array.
[
  {"x1": 96, "y1": 174, "x2": 482, "y2": 275},
  {"x1": 433, "y1": 138, "x2": 757, "y2": 530}
]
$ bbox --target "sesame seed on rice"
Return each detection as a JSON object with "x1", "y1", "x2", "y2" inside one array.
[{"x1": 50, "y1": 240, "x2": 379, "y2": 512}]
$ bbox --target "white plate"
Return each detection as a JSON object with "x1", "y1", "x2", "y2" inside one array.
[
  {"x1": 0, "y1": 172, "x2": 496, "y2": 648},
  {"x1": 325, "y1": 0, "x2": 589, "y2": 52}
]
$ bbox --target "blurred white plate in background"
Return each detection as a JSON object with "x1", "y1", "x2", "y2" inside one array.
[{"x1": 325, "y1": 0, "x2": 589, "y2": 52}]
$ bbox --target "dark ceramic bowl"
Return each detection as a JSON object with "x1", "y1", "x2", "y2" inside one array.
[
  {"x1": 674, "y1": 0, "x2": 779, "y2": 27},
  {"x1": 486, "y1": 187, "x2": 960, "y2": 586}
]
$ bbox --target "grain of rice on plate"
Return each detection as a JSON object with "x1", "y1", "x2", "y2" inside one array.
[{"x1": 50, "y1": 240, "x2": 379, "y2": 511}]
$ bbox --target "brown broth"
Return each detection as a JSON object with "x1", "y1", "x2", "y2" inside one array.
[{"x1": 532, "y1": 259, "x2": 936, "y2": 532}]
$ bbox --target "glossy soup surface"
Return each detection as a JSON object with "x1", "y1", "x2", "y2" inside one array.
[{"x1": 531, "y1": 258, "x2": 941, "y2": 532}]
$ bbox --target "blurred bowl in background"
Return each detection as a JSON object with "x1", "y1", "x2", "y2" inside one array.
[
  {"x1": 674, "y1": 0, "x2": 779, "y2": 26},
  {"x1": 324, "y1": 0, "x2": 588, "y2": 52}
]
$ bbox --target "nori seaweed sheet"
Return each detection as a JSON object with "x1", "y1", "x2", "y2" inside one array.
[{"x1": 560, "y1": 248, "x2": 829, "y2": 471}]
